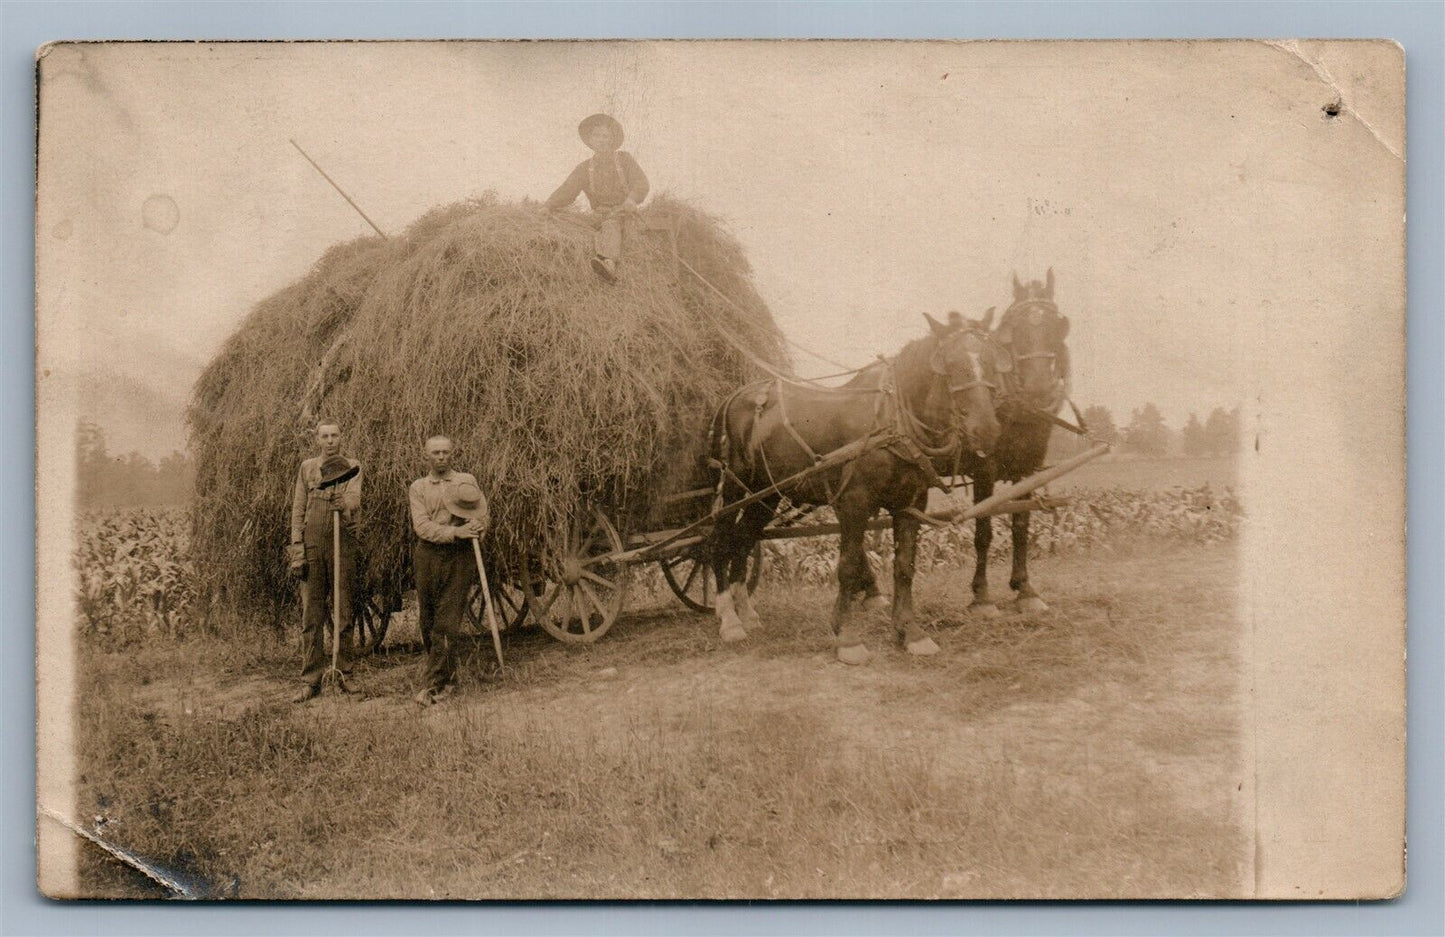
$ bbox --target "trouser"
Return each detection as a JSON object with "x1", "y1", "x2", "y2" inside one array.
[
  {"x1": 590, "y1": 207, "x2": 630, "y2": 261},
  {"x1": 414, "y1": 540, "x2": 478, "y2": 692},
  {"x1": 300, "y1": 506, "x2": 357, "y2": 688}
]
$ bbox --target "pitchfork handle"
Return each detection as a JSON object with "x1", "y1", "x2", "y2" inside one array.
[
  {"x1": 471, "y1": 539, "x2": 506, "y2": 670},
  {"x1": 331, "y1": 508, "x2": 343, "y2": 685}
]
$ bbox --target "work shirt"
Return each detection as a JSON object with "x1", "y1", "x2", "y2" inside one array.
[
  {"x1": 289, "y1": 456, "x2": 363, "y2": 545},
  {"x1": 409, "y1": 470, "x2": 488, "y2": 544},
  {"x1": 545, "y1": 150, "x2": 649, "y2": 212}
]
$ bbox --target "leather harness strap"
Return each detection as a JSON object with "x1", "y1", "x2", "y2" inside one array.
[
  {"x1": 710, "y1": 345, "x2": 978, "y2": 508},
  {"x1": 772, "y1": 380, "x2": 825, "y2": 466}
]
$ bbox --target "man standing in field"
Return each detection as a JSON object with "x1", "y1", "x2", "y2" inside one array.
[
  {"x1": 408, "y1": 435, "x2": 489, "y2": 706},
  {"x1": 288, "y1": 420, "x2": 363, "y2": 703},
  {"x1": 544, "y1": 113, "x2": 650, "y2": 282}
]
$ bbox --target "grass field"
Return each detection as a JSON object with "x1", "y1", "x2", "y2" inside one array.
[{"x1": 73, "y1": 537, "x2": 1247, "y2": 900}]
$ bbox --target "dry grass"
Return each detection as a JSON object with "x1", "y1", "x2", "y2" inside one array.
[
  {"x1": 74, "y1": 540, "x2": 1246, "y2": 899},
  {"x1": 187, "y1": 193, "x2": 787, "y2": 623}
]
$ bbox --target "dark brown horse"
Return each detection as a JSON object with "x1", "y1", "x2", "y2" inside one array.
[
  {"x1": 961, "y1": 269, "x2": 1073, "y2": 615},
  {"x1": 706, "y1": 317, "x2": 1002, "y2": 663}
]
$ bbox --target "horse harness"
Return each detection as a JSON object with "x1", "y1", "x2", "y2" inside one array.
[{"x1": 712, "y1": 353, "x2": 979, "y2": 508}]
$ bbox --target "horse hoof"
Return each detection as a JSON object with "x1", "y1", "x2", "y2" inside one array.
[
  {"x1": 836, "y1": 644, "x2": 872, "y2": 666},
  {"x1": 720, "y1": 624, "x2": 748, "y2": 643},
  {"x1": 969, "y1": 602, "x2": 1000, "y2": 619},
  {"x1": 1017, "y1": 596, "x2": 1049, "y2": 614},
  {"x1": 863, "y1": 594, "x2": 891, "y2": 611},
  {"x1": 905, "y1": 637, "x2": 940, "y2": 656},
  {"x1": 741, "y1": 610, "x2": 762, "y2": 630}
]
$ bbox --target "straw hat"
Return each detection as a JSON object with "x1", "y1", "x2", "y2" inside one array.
[
  {"x1": 578, "y1": 113, "x2": 624, "y2": 147},
  {"x1": 445, "y1": 478, "x2": 488, "y2": 523},
  {"x1": 317, "y1": 455, "x2": 359, "y2": 490}
]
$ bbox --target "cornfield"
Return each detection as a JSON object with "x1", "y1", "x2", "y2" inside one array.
[
  {"x1": 762, "y1": 484, "x2": 1242, "y2": 587},
  {"x1": 74, "y1": 509, "x2": 196, "y2": 641},
  {"x1": 73, "y1": 485, "x2": 1240, "y2": 636}
]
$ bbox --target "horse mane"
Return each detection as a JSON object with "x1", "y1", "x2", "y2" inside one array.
[{"x1": 889, "y1": 331, "x2": 942, "y2": 403}]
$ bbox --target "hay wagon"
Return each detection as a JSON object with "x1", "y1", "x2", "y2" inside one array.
[
  {"x1": 348, "y1": 437, "x2": 1109, "y2": 652},
  {"x1": 190, "y1": 193, "x2": 1106, "y2": 652}
]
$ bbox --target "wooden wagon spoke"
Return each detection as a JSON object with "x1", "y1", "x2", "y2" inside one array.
[
  {"x1": 574, "y1": 590, "x2": 593, "y2": 627},
  {"x1": 578, "y1": 580, "x2": 610, "y2": 621},
  {"x1": 682, "y1": 558, "x2": 703, "y2": 594},
  {"x1": 531, "y1": 583, "x2": 562, "y2": 621},
  {"x1": 499, "y1": 587, "x2": 526, "y2": 621},
  {"x1": 530, "y1": 504, "x2": 631, "y2": 644},
  {"x1": 660, "y1": 543, "x2": 762, "y2": 613},
  {"x1": 579, "y1": 568, "x2": 617, "y2": 591}
]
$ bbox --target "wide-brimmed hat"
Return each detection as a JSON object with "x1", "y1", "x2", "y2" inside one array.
[
  {"x1": 578, "y1": 113, "x2": 623, "y2": 147},
  {"x1": 445, "y1": 479, "x2": 488, "y2": 523},
  {"x1": 318, "y1": 455, "x2": 359, "y2": 490}
]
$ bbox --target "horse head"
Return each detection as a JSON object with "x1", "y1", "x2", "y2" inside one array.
[
  {"x1": 998, "y1": 269, "x2": 1071, "y2": 407},
  {"x1": 923, "y1": 313, "x2": 1001, "y2": 456}
]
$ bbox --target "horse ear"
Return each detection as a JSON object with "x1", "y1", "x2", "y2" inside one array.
[
  {"x1": 923, "y1": 312, "x2": 947, "y2": 337},
  {"x1": 980, "y1": 306, "x2": 995, "y2": 330},
  {"x1": 1045, "y1": 267, "x2": 1055, "y2": 297},
  {"x1": 1012, "y1": 273, "x2": 1024, "y2": 298}
]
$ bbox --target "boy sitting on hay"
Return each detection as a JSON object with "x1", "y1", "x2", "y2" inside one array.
[{"x1": 544, "y1": 113, "x2": 649, "y2": 283}]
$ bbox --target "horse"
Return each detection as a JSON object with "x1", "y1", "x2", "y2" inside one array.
[
  {"x1": 960, "y1": 269, "x2": 1074, "y2": 616},
  {"x1": 705, "y1": 315, "x2": 1002, "y2": 664}
]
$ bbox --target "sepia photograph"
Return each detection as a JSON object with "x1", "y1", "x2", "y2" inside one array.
[{"x1": 35, "y1": 39, "x2": 1406, "y2": 901}]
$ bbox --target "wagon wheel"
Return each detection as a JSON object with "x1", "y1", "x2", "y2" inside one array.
[
  {"x1": 350, "y1": 596, "x2": 388, "y2": 655},
  {"x1": 660, "y1": 542, "x2": 763, "y2": 612},
  {"x1": 523, "y1": 506, "x2": 630, "y2": 644},
  {"x1": 464, "y1": 574, "x2": 535, "y2": 635}
]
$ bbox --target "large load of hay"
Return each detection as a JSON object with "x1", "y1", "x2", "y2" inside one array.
[{"x1": 188, "y1": 194, "x2": 789, "y2": 620}]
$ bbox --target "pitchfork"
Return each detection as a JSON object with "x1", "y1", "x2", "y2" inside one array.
[{"x1": 318, "y1": 464, "x2": 360, "y2": 695}]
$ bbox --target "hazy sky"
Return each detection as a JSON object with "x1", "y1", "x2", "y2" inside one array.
[{"x1": 36, "y1": 40, "x2": 1404, "y2": 457}]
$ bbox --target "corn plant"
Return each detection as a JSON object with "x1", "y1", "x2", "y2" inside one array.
[
  {"x1": 74, "y1": 508, "x2": 195, "y2": 640},
  {"x1": 763, "y1": 484, "x2": 1242, "y2": 587}
]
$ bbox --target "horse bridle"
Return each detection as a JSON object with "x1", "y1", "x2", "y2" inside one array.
[
  {"x1": 994, "y1": 298, "x2": 1064, "y2": 408},
  {"x1": 912, "y1": 327, "x2": 1000, "y2": 463}
]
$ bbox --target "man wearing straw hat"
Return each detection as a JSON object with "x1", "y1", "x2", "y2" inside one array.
[
  {"x1": 408, "y1": 435, "x2": 489, "y2": 707},
  {"x1": 543, "y1": 113, "x2": 650, "y2": 283},
  {"x1": 288, "y1": 420, "x2": 363, "y2": 703}
]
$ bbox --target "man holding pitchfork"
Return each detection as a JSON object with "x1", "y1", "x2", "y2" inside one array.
[
  {"x1": 288, "y1": 420, "x2": 363, "y2": 703},
  {"x1": 408, "y1": 435, "x2": 490, "y2": 707}
]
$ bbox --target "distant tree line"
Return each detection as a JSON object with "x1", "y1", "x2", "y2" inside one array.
[
  {"x1": 1048, "y1": 404, "x2": 1243, "y2": 460},
  {"x1": 76, "y1": 420, "x2": 194, "y2": 509},
  {"x1": 73, "y1": 401, "x2": 1236, "y2": 510}
]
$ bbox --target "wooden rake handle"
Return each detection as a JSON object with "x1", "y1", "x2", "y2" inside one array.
[{"x1": 470, "y1": 539, "x2": 506, "y2": 670}]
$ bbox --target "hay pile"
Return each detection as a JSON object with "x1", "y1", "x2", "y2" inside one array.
[{"x1": 188, "y1": 194, "x2": 789, "y2": 619}]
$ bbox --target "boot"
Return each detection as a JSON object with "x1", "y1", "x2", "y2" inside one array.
[{"x1": 590, "y1": 255, "x2": 617, "y2": 282}]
